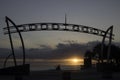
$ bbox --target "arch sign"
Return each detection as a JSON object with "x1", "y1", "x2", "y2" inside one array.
[{"x1": 3, "y1": 16, "x2": 114, "y2": 67}]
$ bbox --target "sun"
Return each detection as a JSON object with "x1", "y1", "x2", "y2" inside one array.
[
  {"x1": 64, "y1": 57, "x2": 83, "y2": 65},
  {"x1": 72, "y1": 58, "x2": 79, "y2": 63}
]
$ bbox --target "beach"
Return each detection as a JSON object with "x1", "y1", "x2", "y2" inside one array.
[{"x1": 1, "y1": 69, "x2": 120, "y2": 80}]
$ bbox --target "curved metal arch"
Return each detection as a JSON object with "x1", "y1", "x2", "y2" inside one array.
[
  {"x1": 101, "y1": 26, "x2": 113, "y2": 63},
  {"x1": 5, "y1": 16, "x2": 26, "y2": 66},
  {"x1": 3, "y1": 22, "x2": 114, "y2": 39},
  {"x1": 3, "y1": 53, "x2": 13, "y2": 68},
  {"x1": 3, "y1": 17, "x2": 115, "y2": 66},
  {"x1": 5, "y1": 17, "x2": 17, "y2": 66}
]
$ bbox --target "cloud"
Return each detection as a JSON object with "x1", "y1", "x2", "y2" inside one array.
[
  {"x1": 0, "y1": 48, "x2": 10, "y2": 58},
  {"x1": 0, "y1": 41, "x2": 119, "y2": 59},
  {"x1": 26, "y1": 41, "x2": 100, "y2": 59}
]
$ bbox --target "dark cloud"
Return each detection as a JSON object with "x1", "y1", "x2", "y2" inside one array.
[
  {"x1": 0, "y1": 41, "x2": 120, "y2": 59},
  {"x1": 24, "y1": 41, "x2": 87, "y2": 59},
  {"x1": 0, "y1": 48, "x2": 10, "y2": 58}
]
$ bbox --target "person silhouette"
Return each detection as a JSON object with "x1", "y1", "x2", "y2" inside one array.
[{"x1": 56, "y1": 65, "x2": 61, "y2": 70}]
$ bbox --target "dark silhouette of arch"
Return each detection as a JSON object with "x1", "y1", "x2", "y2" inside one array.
[
  {"x1": 5, "y1": 16, "x2": 25, "y2": 67},
  {"x1": 3, "y1": 53, "x2": 12, "y2": 68},
  {"x1": 101, "y1": 26, "x2": 113, "y2": 63},
  {"x1": 3, "y1": 17, "x2": 114, "y2": 68},
  {"x1": 3, "y1": 23, "x2": 114, "y2": 39},
  {"x1": 5, "y1": 17, "x2": 17, "y2": 66}
]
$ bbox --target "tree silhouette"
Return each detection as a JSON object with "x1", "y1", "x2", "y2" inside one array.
[
  {"x1": 92, "y1": 43, "x2": 120, "y2": 65},
  {"x1": 84, "y1": 50, "x2": 92, "y2": 58},
  {"x1": 92, "y1": 43, "x2": 107, "y2": 62},
  {"x1": 84, "y1": 50, "x2": 92, "y2": 68},
  {"x1": 110, "y1": 45, "x2": 120, "y2": 65}
]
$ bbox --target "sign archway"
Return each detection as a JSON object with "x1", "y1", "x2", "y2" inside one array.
[{"x1": 3, "y1": 16, "x2": 114, "y2": 67}]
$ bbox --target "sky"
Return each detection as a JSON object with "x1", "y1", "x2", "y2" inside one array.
[{"x1": 0, "y1": 0, "x2": 120, "y2": 61}]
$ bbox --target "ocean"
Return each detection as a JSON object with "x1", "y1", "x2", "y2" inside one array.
[
  {"x1": 30, "y1": 60, "x2": 83, "y2": 71},
  {"x1": 31, "y1": 64, "x2": 81, "y2": 71},
  {"x1": 0, "y1": 59, "x2": 83, "y2": 71}
]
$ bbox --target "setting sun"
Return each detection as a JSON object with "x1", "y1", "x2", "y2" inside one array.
[
  {"x1": 64, "y1": 57, "x2": 83, "y2": 65},
  {"x1": 72, "y1": 58, "x2": 79, "y2": 63}
]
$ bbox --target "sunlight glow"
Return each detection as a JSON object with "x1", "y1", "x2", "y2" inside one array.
[
  {"x1": 64, "y1": 57, "x2": 83, "y2": 65},
  {"x1": 72, "y1": 58, "x2": 79, "y2": 63}
]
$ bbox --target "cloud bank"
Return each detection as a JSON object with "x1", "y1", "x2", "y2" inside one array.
[{"x1": 0, "y1": 41, "x2": 119, "y2": 59}]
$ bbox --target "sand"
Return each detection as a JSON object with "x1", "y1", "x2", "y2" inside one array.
[{"x1": 0, "y1": 69, "x2": 120, "y2": 80}]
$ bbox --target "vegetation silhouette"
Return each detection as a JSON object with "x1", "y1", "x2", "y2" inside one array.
[
  {"x1": 92, "y1": 43, "x2": 120, "y2": 72},
  {"x1": 93, "y1": 44, "x2": 120, "y2": 63},
  {"x1": 84, "y1": 50, "x2": 92, "y2": 68}
]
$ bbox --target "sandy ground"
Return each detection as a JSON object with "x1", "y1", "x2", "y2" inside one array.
[{"x1": 0, "y1": 69, "x2": 120, "y2": 80}]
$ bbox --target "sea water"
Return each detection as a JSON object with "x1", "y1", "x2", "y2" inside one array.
[
  {"x1": 30, "y1": 61, "x2": 82, "y2": 71},
  {"x1": 0, "y1": 60, "x2": 83, "y2": 71}
]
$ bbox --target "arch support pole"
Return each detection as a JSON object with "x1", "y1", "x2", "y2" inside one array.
[
  {"x1": 107, "y1": 26, "x2": 113, "y2": 63},
  {"x1": 5, "y1": 16, "x2": 26, "y2": 65},
  {"x1": 6, "y1": 17, "x2": 17, "y2": 66},
  {"x1": 101, "y1": 26, "x2": 113, "y2": 63}
]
